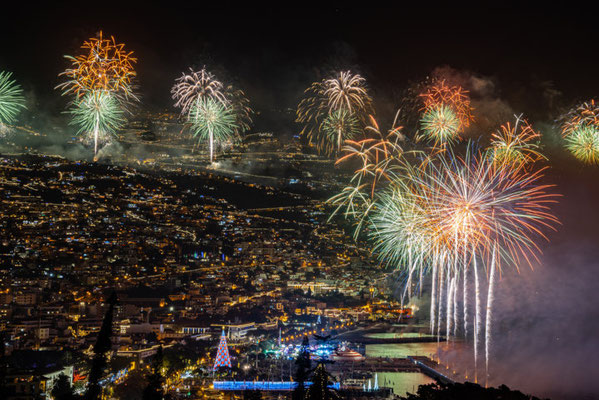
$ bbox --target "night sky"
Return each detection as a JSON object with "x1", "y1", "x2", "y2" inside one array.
[{"x1": 2, "y1": 4, "x2": 598, "y2": 114}]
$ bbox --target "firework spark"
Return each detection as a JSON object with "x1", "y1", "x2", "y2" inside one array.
[
  {"x1": 0, "y1": 71, "x2": 26, "y2": 132},
  {"x1": 333, "y1": 130, "x2": 558, "y2": 382},
  {"x1": 57, "y1": 32, "x2": 137, "y2": 155},
  {"x1": 172, "y1": 68, "x2": 253, "y2": 152}
]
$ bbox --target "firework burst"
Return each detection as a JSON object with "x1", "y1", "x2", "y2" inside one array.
[
  {"x1": 332, "y1": 122, "x2": 558, "y2": 383},
  {"x1": 488, "y1": 116, "x2": 544, "y2": 168},
  {"x1": 321, "y1": 109, "x2": 361, "y2": 155},
  {"x1": 68, "y1": 90, "x2": 125, "y2": 154},
  {"x1": 171, "y1": 68, "x2": 226, "y2": 116},
  {"x1": 297, "y1": 70, "x2": 373, "y2": 156},
  {"x1": 322, "y1": 71, "x2": 372, "y2": 113},
  {"x1": 57, "y1": 31, "x2": 137, "y2": 99},
  {"x1": 560, "y1": 100, "x2": 599, "y2": 164},
  {"x1": 329, "y1": 112, "x2": 406, "y2": 237},
  {"x1": 420, "y1": 104, "x2": 461, "y2": 146},
  {"x1": 0, "y1": 71, "x2": 26, "y2": 131},
  {"x1": 370, "y1": 146, "x2": 557, "y2": 382},
  {"x1": 564, "y1": 125, "x2": 599, "y2": 164},
  {"x1": 172, "y1": 68, "x2": 253, "y2": 152},
  {"x1": 57, "y1": 32, "x2": 137, "y2": 155},
  {"x1": 189, "y1": 97, "x2": 238, "y2": 162},
  {"x1": 419, "y1": 80, "x2": 473, "y2": 147}
]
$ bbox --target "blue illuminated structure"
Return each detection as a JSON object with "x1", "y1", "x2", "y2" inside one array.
[{"x1": 213, "y1": 381, "x2": 341, "y2": 391}]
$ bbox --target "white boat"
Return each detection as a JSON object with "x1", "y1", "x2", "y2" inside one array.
[{"x1": 330, "y1": 347, "x2": 364, "y2": 361}]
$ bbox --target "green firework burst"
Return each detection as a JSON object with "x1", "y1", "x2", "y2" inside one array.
[
  {"x1": 420, "y1": 104, "x2": 461, "y2": 146},
  {"x1": 189, "y1": 97, "x2": 238, "y2": 162},
  {"x1": 564, "y1": 125, "x2": 599, "y2": 164},
  {"x1": 0, "y1": 71, "x2": 26, "y2": 125},
  {"x1": 321, "y1": 109, "x2": 361, "y2": 154},
  {"x1": 68, "y1": 90, "x2": 125, "y2": 153}
]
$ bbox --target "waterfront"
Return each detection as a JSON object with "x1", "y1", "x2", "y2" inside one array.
[{"x1": 365, "y1": 342, "x2": 441, "y2": 359}]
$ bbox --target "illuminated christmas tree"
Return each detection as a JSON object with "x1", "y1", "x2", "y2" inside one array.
[{"x1": 213, "y1": 329, "x2": 232, "y2": 370}]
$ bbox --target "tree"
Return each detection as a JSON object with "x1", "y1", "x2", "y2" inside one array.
[
  {"x1": 305, "y1": 362, "x2": 340, "y2": 400},
  {"x1": 292, "y1": 336, "x2": 311, "y2": 400},
  {"x1": 142, "y1": 346, "x2": 166, "y2": 400},
  {"x1": 51, "y1": 374, "x2": 76, "y2": 400},
  {"x1": 112, "y1": 370, "x2": 145, "y2": 400},
  {"x1": 243, "y1": 389, "x2": 262, "y2": 400},
  {"x1": 0, "y1": 331, "x2": 7, "y2": 400},
  {"x1": 400, "y1": 382, "x2": 549, "y2": 400},
  {"x1": 85, "y1": 291, "x2": 117, "y2": 400}
]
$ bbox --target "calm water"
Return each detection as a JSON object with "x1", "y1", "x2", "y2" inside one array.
[
  {"x1": 375, "y1": 372, "x2": 435, "y2": 397},
  {"x1": 363, "y1": 342, "x2": 442, "y2": 396},
  {"x1": 365, "y1": 342, "x2": 441, "y2": 358},
  {"x1": 365, "y1": 332, "x2": 436, "y2": 339}
]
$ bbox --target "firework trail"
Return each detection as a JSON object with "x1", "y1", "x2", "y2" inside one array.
[
  {"x1": 0, "y1": 71, "x2": 26, "y2": 135},
  {"x1": 462, "y1": 236, "x2": 469, "y2": 342},
  {"x1": 447, "y1": 273, "x2": 454, "y2": 342},
  {"x1": 297, "y1": 70, "x2": 373, "y2": 156},
  {"x1": 485, "y1": 243, "x2": 497, "y2": 385},
  {"x1": 452, "y1": 275, "x2": 459, "y2": 338},
  {"x1": 473, "y1": 246, "x2": 481, "y2": 382},
  {"x1": 430, "y1": 262, "x2": 437, "y2": 334}
]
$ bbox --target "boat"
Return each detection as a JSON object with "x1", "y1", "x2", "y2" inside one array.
[{"x1": 330, "y1": 346, "x2": 364, "y2": 361}]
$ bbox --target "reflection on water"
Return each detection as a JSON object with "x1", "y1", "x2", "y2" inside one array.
[
  {"x1": 365, "y1": 343, "x2": 440, "y2": 396},
  {"x1": 365, "y1": 332, "x2": 436, "y2": 339},
  {"x1": 365, "y1": 342, "x2": 440, "y2": 359},
  {"x1": 376, "y1": 372, "x2": 435, "y2": 397}
]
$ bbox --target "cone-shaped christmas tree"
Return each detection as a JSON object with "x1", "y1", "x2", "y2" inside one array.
[{"x1": 213, "y1": 329, "x2": 232, "y2": 370}]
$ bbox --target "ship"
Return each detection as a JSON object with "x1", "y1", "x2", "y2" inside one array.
[{"x1": 330, "y1": 346, "x2": 364, "y2": 362}]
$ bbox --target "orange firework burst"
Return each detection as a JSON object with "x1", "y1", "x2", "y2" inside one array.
[
  {"x1": 328, "y1": 112, "x2": 410, "y2": 237},
  {"x1": 560, "y1": 99, "x2": 599, "y2": 137},
  {"x1": 419, "y1": 80, "x2": 474, "y2": 137},
  {"x1": 559, "y1": 100, "x2": 599, "y2": 164},
  {"x1": 488, "y1": 116, "x2": 544, "y2": 168},
  {"x1": 59, "y1": 31, "x2": 137, "y2": 98}
]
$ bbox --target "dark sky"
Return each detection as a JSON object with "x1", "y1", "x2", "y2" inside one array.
[{"x1": 1, "y1": 3, "x2": 598, "y2": 114}]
